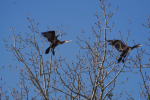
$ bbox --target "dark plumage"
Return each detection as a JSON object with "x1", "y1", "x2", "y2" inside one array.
[
  {"x1": 107, "y1": 39, "x2": 142, "y2": 63},
  {"x1": 42, "y1": 31, "x2": 71, "y2": 55}
]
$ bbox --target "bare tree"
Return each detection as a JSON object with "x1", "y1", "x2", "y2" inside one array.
[
  {"x1": 0, "y1": 77, "x2": 9, "y2": 100},
  {"x1": 3, "y1": 0, "x2": 150, "y2": 100},
  {"x1": 138, "y1": 16, "x2": 150, "y2": 100}
]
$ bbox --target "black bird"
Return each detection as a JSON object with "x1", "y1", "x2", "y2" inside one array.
[
  {"x1": 42, "y1": 31, "x2": 71, "y2": 55},
  {"x1": 107, "y1": 39, "x2": 142, "y2": 63}
]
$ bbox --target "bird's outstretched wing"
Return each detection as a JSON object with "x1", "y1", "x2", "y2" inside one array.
[
  {"x1": 107, "y1": 39, "x2": 127, "y2": 52},
  {"x1": 41, "y1": 31, "x2": 57, "y2": 43}
]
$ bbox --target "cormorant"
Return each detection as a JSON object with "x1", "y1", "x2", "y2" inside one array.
[
  {"x1": 42, "y1": 31, "x2": 71, "y2": 55},
  {"x1": 107, "y1": 39, "x2": 142, "y2": 63}
]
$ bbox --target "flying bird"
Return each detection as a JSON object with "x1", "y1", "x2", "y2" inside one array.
[
  {"x1": 42, "y1": 31, "x2": 71, "y2": 55},
  {"x1": 107, "y1": 39, "x2": 142, "y2": 63}
]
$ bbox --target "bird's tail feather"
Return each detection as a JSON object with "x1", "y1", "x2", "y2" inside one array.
[
  {"x1": 107, "y1": 40, "x2": 113, "y2": 42},
  {"x1": 118, "y1": 57, "x2": 122, "y2": 63},
  {"x1": 45, "y1": 47, "x2": 50, "y2": 54},
  {"x1": 107, "y1": 40, "x2": 113, "y2": 45}
]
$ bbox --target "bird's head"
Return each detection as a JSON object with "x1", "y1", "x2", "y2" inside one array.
[
  {"x1": 131, "y1": 44, "x2": 142, "y2": 50},
  {"x1": 137, "y1": 44, "x2": 143, "y2": 47},
  {"x1": 64, "y1": 40, "x2": 72, "y2": 43},
  {"x1": 134, "y1": 44, "x2": 143, "y2": 48}
]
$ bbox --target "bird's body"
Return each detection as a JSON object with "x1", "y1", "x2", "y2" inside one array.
[
  {"x1": 42, "y1": 31, "x2": 71, "y2": 55},
  {"x1": 107, "y1": 39, "x2": 142, "y2": 63}
]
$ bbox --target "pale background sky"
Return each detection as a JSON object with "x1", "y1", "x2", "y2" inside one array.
[{"x1": 0, "y1": 0, "x2": 150, "y2": 99}]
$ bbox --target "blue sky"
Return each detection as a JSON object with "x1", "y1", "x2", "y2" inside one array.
[{"x1": 0, "y1": 0, "x2": 150, "y2": 99}]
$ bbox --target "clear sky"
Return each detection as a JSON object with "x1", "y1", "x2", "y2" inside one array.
[{"x1": 0, "y1": 0, "x2": 150, "y2": 99}]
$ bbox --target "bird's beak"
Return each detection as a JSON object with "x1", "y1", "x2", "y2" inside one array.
[
  {"x1": 138, "y1": 45, "x2": 143, "y2": 47},
  {"x1": 65, "y1": 40, "x2": 72, "y2": 43}
]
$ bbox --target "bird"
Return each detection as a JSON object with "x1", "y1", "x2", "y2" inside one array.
[
  {"x1": 41, "y1": 31, "x2": 71, "y2": 55},
  {"x1": 107, "y1": 39, "x2": 142, "y2": 63}
]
